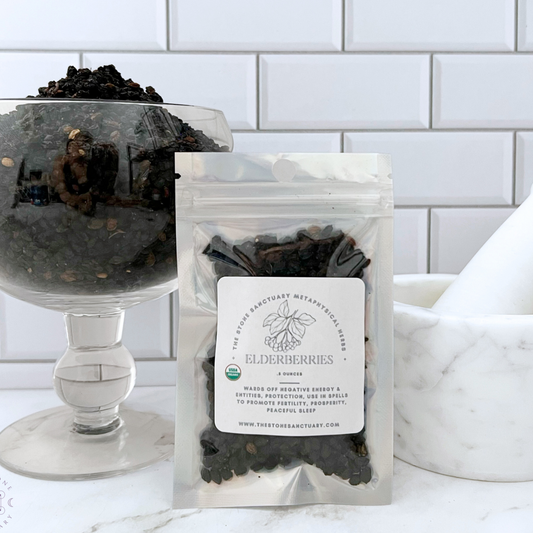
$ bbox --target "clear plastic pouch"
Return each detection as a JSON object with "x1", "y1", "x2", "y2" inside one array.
[{"x1": 174, "y1": 153, "x2": 393, "y2": 507}]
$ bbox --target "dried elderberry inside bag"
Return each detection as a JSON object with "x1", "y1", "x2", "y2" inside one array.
[{"x1": 199, "y1": 226, "x2": 372, "y2": 486}]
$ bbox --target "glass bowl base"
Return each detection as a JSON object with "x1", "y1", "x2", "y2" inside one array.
[{"x1": 0, "y1": 406, "x2": 174, "y2": 480}]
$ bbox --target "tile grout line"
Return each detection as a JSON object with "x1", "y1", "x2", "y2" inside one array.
[
  {"x1": 341, "y1": 0, "x2": 346, "y2": 52},
  {"x1": 169, "y1": 291, "x2": 175, "y2": 358},
  {"x1": 515, "y1": 0, "x2": 520, "y2": 52},
  {"x1": 166, "y1": 0, "x2": 171, "y2": 51},
  {"x1": 0, "y1": 296, "x2": 5, "y2": 359},
  {"x1": 256, "y1": 54, "x2": 261, "y2": 130},
  {"x1": 512, "y1": 131, "x2": 518, "y2": 205},
  {"x1": 79, "y1": 52, "x2": 83, "y2": 68},
  {"x1": 426, "y1": 208, "x2": 432, "y2": 274},
  {"x1": 429, "y1": 54, "x2": 434, "y2": 129},
  {"x1": 340, "y1": 132, "x2": 345, "y2": 152},
  {"x1": 4, "y1": 49, "x2": 533, "y2": 55},
  {"x1": 231, "y1": 128, "x2": 533, "y2": 133},
  {"x1": 396, "y1": 204, "x2": 515, "y2": 209}
]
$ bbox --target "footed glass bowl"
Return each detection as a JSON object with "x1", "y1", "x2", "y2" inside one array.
[{"x1": 0, "y1": 99, "x2": 232, "y2": 480}]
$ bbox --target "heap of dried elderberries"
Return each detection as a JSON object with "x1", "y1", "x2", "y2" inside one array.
[
  {"x1": 0, "y1": 65, "x2": 228, "y2": 294},
  {"x1": 199, "y1": 225, "x2": 372, "y2": 486},
  {"x1": 33, "y1": 64, "x2": 164, "y2": 102}
]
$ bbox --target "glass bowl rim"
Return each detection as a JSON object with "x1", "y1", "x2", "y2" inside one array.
[
  {"x1": 0, "y1": 98, "x2": 227, "y2": 116},
  {"x1": 0, "y1": 98, "x2": 233, "y2": 149}
]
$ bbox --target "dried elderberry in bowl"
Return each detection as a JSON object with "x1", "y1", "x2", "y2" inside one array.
[
  {"x1": 0, "y1": 66, "x2": 233, "y2": 481},
  {"x1": 0, "y1": 98, "x2": 231, "y2": 307}
]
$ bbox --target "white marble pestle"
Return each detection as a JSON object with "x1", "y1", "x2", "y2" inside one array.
[{"x1": 432, "y1": 192, "x2": 533, "y2": 315}]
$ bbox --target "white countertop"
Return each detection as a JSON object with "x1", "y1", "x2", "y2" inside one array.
[{"x1": 1, "y1": 387, "x2": 532, "y2": 533}]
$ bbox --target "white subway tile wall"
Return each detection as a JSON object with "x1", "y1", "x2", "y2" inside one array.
[
  {"x1": 0, "y1": 295, "x2": 171, "y2": 360},
  {"x1": 83, "y1": 54, "x2": 257, "y2": 129},
  {"x1": 170, "y1": 0, "x2": 343, "y2": 51},
  {"x1": 430, "y1": 208, "x2": 516, "y2": 273},
  {"x1": 433, "y1": 55, "x2": 533, "y2": 128},
  {"x1": 260, "y1": 54, "x2": 430, "y2": 129},
  {"x1": 345, "y1": 132, "x2": 513, "y2": 205},
  {"x1": 346, "y1": 0, "x2": 515, "y2": 51},
  {"x1": 0, "y1": 0, "x2": 167, "y2": 51},
  {"x1": 0, "y1": 1, "x2": 530, "y2": 385},
  {"x1": 393, "y1": 209, "x2": 429, "y2": 274},
  {"x1": 0, "y1": 53, "x2": 80, "y2": 98},
  {"x1": 233, "y1": 132, "x2": 342, "y2": 152}
]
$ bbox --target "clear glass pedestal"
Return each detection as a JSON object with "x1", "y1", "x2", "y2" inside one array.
[
  {"x1": 0, "y1": 312, "x2": 174, "y2": 480},
  {"x1": 0, "y1": 407, "x2": 174, "y2": 481},
  {"x1": 0, "y1": 98, "x2": 232, "y2": 480}
]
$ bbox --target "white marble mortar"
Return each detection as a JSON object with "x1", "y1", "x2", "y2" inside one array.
[{"x1": 394, "y1": 274, "x2": 533, "y2": 481}]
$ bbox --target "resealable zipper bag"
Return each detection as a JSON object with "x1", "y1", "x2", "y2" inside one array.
[{"x1": 174, "y1": 153, "x2": 393, "y2": 507}]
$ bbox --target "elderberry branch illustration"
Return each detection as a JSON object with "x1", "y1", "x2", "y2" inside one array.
[{"x1": 263, "y1": 300, "x2": 316, "y2": 352}]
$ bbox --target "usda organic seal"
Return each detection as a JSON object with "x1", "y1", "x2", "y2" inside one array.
[{"x1": 225, "y1": 364, "x2": 241, "y2": 381}]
